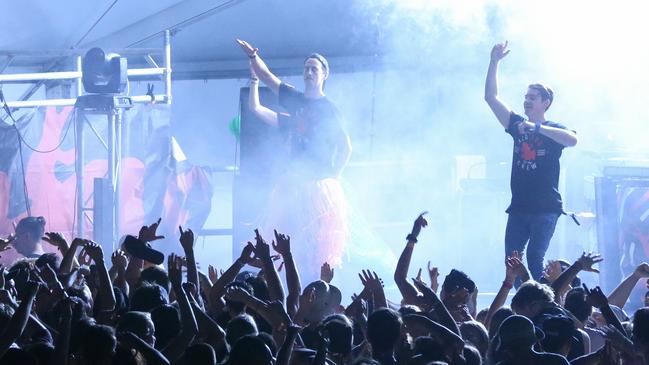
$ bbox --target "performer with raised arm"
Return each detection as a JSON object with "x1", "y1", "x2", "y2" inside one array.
[
  {"x1": 484, "y1": 41, "x2": 578, "y2": 281},
  {"x1": 237, "y1": 39, "x2": 352, "y2": 281}
]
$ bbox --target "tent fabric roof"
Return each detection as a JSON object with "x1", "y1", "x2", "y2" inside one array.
[{"x1": 0, "y1": 0, "x2": 378, "y2": 77}]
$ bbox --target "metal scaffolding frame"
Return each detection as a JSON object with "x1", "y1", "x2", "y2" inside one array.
[{"x1": 0, "y1": 30, "x2": 173, "y2": 246}]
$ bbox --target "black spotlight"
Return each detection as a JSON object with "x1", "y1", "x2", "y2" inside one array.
[{"x1": 82, "y1": 47, "x2": 128, "y2": 94}]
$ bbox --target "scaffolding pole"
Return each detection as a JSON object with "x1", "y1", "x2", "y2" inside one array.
[{"x1": 1, "y1": 32, "x2": 173, "y2": 248}]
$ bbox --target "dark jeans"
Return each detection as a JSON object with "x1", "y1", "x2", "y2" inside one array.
[{"x1": 505, "y1": 212, "x2": 560, "y2": 281}]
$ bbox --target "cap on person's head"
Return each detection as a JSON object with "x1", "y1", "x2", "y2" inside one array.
[
  {"x1": 609, "y1": 304, "x2": 630, "y2": 322},
  {"x1": 496, "y1": 315, "x2": 544, "y2": 351},
  {"x1": 541, "y1": 315, "x2": 575, "y2": 351}
]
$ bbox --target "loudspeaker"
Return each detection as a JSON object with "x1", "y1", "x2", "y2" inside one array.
[{"x1": 232, "y1": 87, "x2": 286, "y2": 254}]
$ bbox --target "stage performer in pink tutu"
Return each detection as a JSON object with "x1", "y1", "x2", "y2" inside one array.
[{"x1": 237, "y1": 39, "x2": 352, "y2": 281}]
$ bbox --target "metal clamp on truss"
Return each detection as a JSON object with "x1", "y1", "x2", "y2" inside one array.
[{"x1": 0, "y1": 29, "x2": 172, "y2": 108}]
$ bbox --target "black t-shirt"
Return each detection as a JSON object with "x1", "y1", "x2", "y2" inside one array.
[
  {"x1": 278, "y1": 83, "x2": 348, "y2": 179},
  {"x1": 506, "y1": 112, "x2": 571, "y2": 214}
]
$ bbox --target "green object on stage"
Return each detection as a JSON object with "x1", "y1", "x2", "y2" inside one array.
[{"x1": 229, "y1": 115, "x2": 241, "y2": 140}]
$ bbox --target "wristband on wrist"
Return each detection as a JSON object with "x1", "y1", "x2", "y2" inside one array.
[
  {"x1": 502, "y1": 280, "x2": 513, "y2": 289},
  {"x1": 406, "y1": 234, "x2": 418, "y2": 243}
]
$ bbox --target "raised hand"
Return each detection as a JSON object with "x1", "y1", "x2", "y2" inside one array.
[
  {"x1": 167, "y1": 253, "x2": 183, "y2": 288},
  {"x1": 409, "y1": 211, "x2": 428, "y2": 240},
  {"x1": 249, "y1": 255, "x2": 281, "y2": 268},
  {"x1": 111, "y1": 250, "x2": 129, "y2": 272},
  {"x1": 349, "y1": 296, "x2": 368, "y2": 323},
  {"x1": 490, "y1": 41, "x2": 510, "y2": 62},
  {"x1": 359, "y1": 270, "x2": 382, "y2": 291},
  {"x1": 511, "y1": 250, "x2": 523, "y2": 261},
  {"x1": 225, "y1": 286, "x2": 251, "y2": 303},
  {"x1": 505, "y1": 256, "x2": 519, "y2": 283},
  {"x1": 239, "y1": 242, "x2": 255, "y2": 265},
  {"x1": 508, "y1": 251, "x2": 527, "y2": 276},
  {"x1": 584, "y1": 284, "x2": 609, "y2": 309},
  {"x1": 321, "y1": 262, "x2": 334, "y2": 283},
  {"x1": 542, "y1": 259, "x2": 561, "y2": 281},
  {"x1": 179, "y1": 226, "x2": 195, "y2": 253},
  {"x1": 84, "y1": 241, "x2": 105, "y2": 263},
  {"x1": 504, "y1": 251, "x2": 523, "y2": 277},
  {"x1": 78, "y1": 246, "x2": 92, "y2": 266},
  {"x1": 427, "y1": 261, "x2": 439, "y2": 292},
  {"x1": 253, "y1": 229, "x2": 271, "y2": 260},
  {"x1": 576, "y1": 252, "x2": 604, "y2": 273},
  {"x1": 272, "y1": 229, "x2": 291, "y2": 257},
  {"x1": 415, "y1": 268, "x2": 427, "y2": 287},
  {"x1": 70, "y1": 237, "x2": 86, "y2": 249},
  {"x1": 208, "y1": 265, "x2": 222, "y2": 283},
  {"x1": 42, "y1": 232, "x2": 68, "y2": 250},
  {"x1": 138, "y1": 218, "x2": 165, "y2": 243},
  {"x1": 236, "y1": 39, "x2": 258, "y2": 58},
  {"x1": 182, "y1": 282, "x2": 199, "y2": 302},
  {"x1": 0, "y1": 264, "x2": 5, "y2": 289},
  {"x1": 411, "y1": 277, "x2": 436, "y2": 299}
]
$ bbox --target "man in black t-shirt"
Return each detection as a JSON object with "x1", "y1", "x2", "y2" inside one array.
[
  {"x1": 484, "y1": 41, "x2": 578, "y2": 281},
  {"x1": 236, "y1": 39, "x2": 351, "y2": 180},
  {"x1": 236, "y1": 40, "x2": 352, "y2": 280}
]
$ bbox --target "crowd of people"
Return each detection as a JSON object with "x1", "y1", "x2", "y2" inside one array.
[
  {"x1": 0, "y1": 211, "x2": 647, "y2": 365},
  {"x1": 0, "y1": 39, "x2": 647, "y2": 365}
]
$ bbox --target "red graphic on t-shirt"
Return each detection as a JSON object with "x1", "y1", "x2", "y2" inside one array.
[{"x1": 521, "y1": 142, "x2": 537, "y2": 161}]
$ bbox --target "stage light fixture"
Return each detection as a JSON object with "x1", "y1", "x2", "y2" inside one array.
[{"x1": 81, "y1": 47, "x2": 128, "y2": 94}]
